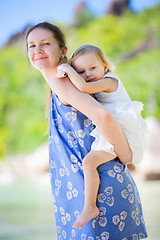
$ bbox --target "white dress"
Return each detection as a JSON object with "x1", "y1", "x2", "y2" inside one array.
[{"x1": 90, "y1": 72, "x2": 148, "y2": 164}]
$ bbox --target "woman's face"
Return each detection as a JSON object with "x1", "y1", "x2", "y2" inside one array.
[{"x1": 27, "y1": 28, "x2": 62, "y2": 71}]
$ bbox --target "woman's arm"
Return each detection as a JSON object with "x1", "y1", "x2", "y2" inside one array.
[
  {"x1": 48, "y1": 76, "x2": 132, "y2": 165},
  {"x1": 57, "y1": 64, "x2": 118, "y2": 94}
]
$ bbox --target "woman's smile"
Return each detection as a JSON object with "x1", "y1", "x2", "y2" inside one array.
[{"x1": 27, "y1": 28, "x2": 62, "y2": 71}]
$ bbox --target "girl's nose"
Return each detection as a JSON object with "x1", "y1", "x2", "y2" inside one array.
[{"x1": 85, "y1": 71, "x2": 91, "y2": 78}]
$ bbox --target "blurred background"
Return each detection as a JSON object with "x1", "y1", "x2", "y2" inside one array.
[{"x1": 0, "y1": 0, "x2": 160, "y2": 239}]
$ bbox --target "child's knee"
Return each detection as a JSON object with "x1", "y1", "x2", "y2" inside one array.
[
  {"x1": 82, "y1": 154, "x2": 92, "y2": 169},
  {"x1": 82, "y1": 151, "x2": 99, "y2": 169}
]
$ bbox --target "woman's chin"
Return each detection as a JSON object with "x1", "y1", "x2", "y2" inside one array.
[{"x1": 34, "y1": 63, "x2": 49, "y2": 71}]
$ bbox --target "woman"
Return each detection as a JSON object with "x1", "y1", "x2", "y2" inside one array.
[{"x1": 26, "y1": 22, "x2": 147, "y2": 239}]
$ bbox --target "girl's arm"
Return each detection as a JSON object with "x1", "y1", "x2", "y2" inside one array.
[
  {"x1": 57, "y1": 64, "x2": 118, "y2": 94},
  {"x1": 47, "y1": 76, "x2": 132, "y2": 165}
]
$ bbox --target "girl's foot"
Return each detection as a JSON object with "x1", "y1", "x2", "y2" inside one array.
[{"x1": 72, "y1": 206, "x2": 99, "y2": 228}]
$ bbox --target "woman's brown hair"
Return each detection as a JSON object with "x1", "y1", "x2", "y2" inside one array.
[{"x1": 26, "y1": 22, "x2": 68, "y2": 130}]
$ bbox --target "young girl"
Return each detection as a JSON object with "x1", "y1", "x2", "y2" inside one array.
[{"x1": 57, "y1": 44, "x2": 148, "y2": 228}]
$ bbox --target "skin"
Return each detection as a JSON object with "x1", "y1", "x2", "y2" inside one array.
[{"x1": 27, "y1": 28, "x2": 132, "y2": 228}]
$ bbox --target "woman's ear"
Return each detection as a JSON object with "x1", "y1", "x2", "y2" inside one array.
[{"x1": 62, "y1": 46, "x2": 68, "y2": 56}]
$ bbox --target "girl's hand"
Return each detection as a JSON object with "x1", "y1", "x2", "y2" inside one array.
[
  {"x1": 56, "y1": 64, "x2": 71, "y2": 78},
  {"x1": 56, "y1": 69, "x2": 67, "y2": 78}
]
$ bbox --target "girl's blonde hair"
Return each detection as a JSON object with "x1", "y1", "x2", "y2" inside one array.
[{"x1": 69, "y1": 44, "x2": 115, "y2": 73}]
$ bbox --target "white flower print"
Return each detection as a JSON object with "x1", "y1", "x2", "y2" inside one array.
[
  {"x1": 50, "y1": 159, "x2": 55, "y2": 169},
  {"x1": 132, "y1": 233, "x2": 145, "y2": 240},
  {"x1": 98, "y1": 187, "x2": 114, "y2": 207},
  {"x1": 59, "y1": 159, "x2": 69, "y2": 177},
  {"x1": 81, "y1": 234, "x2": 94, "y2": 240},
  {"x1": 70, "y1": 154, "x2": 83, "y2": 173},
  {"x1": 52, "y1": 114, "x2": 64, "y2": 133},
  {"x1": 52, "y1": 194, "x2": 58, "y2": 213},
  {"x1": 59, "y1": 207, "x2": 71, "y2": 225},
  {"x1": 121, "y1": 184, "x2": 134, "y2": 203},
  {"x1": 139, "y1": 233, "x2": 146, "y2": 239},
  {"x1": 67, "y1": 181, "x2": 78, "y2": 200},
  {"x1": 107, "y1": 165, "x2": 123, "y2": 183},
  {"x1": 84, "y1": 119, "x2": 94, "y2": 131},
  {"x1": 96, "y1": 232, "x2": 110, "y2": 240},
  {"x1": 92, "y1": 207, "x2": 107, "y2": 229},
  {"x1": 71, "y1": 229, "x2": 76, "y2": 238},
  {"x1": 67, "y1": 130, "x2": 86, "y2": 148},
  {"x1": 55, "y1": 179, "x2": 61, "y2": 196},
  {"x1": 112, "y1": 211, "x2": 127, "y2": 231},
  {"x1": 65, "y1": 111, "x2": 77, "y2": 126},
  {"x1": 84, "y1": 119, "x2": 92, "y2": 127},
  {"x1": 57, "y1": 225, "x2": 67, "y2": 239},
  {"x1": 74, "y1": 210, "x2": 80, "y2": 218},
  {"x1": 131, "y1": 206, "x2": 140, "y2": 226}
]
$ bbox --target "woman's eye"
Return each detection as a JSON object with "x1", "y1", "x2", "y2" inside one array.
[
  {"x1": 44, "y1": 42, "x2": 50, "y2": 45},
  {"x1": 91, "y1": 67, "x2": 96, "y2": 70},
  {"x1": 29, "y1": 44, "x2": 35, "y2": 48}
]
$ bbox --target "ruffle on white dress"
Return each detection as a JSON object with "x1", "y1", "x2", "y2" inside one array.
[{"x1": 90, "y1": 72, "x2": 148, "y2": 165}]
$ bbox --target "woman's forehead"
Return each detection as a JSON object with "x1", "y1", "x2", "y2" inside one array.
[{"x1": 27, "y1": 28, "x2": 54, "y2": 42}]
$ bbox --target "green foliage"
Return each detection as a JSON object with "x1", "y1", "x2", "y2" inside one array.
[
  {"x1": 0, "y1": 4, "x2": 160, "y2": 159},
  {"x1": 115, "y1": 48, "x2": 160, "y2": 118},
  {"x1": 0, "y1": 46, "x2": 48, "y2": 158}
]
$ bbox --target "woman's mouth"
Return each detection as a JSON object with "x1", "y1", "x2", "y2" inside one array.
[{"x1": 35, "y1": 57, "x2": 48, "y2": 61}]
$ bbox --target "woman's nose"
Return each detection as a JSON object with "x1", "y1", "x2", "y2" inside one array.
[{"x1": 35, "y1": 46, "x2": 43, "y2": 54}]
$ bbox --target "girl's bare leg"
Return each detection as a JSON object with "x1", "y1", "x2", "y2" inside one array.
[{"x1": 72, "y1": 150, "x2": 115, "y2": 228}]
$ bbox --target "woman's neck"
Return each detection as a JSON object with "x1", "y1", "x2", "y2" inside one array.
[{"x1": 41, "y1": 67, "x2": 57, "y2": 83}]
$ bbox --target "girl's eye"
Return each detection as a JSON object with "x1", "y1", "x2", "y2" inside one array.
[
  {"x1": 44, "y1": 42, "x2": 50, "y2": 45},
  {"x1": 79, "y1": 71, "x2": 85, "y2": 74}
]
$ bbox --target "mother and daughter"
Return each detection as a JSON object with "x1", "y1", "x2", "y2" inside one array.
[{"x1": 26, "y1": 22, "x2": 148, "y2": 239}]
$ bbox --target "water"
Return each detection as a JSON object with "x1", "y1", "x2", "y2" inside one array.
[{"x1": 0, "y1": 176, "x2": 160, "y2": 240}]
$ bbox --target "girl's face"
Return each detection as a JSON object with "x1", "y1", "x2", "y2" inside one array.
[
  {"x1": 72, "y1": 52, "x2": 107, "y2": 82},
  {"x1": 27, "y1": 28, "x2": 63, "y2": 71}
]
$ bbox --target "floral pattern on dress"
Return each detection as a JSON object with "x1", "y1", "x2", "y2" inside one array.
[
  {"x1": 59, "y1": 159, "x2": 69, "y2": 177},
  {"x1": 67, "y1": 181, "x2": 78, "y2": 200},
  {"x1": 92, "y1": 207, "x2": 107, "y2": 229},
  {"x1": 70, "y1": 154, "x2": 83, "y2": 173},
  {"x1": 112, "y1": 211, "x2": 127, "y2": 231},
  {"x1": 121, "y1": 184, "x2": 134, "y2": 203},
  {"x1": 107, "y1": 165, "x2": 124, "y2": 183},
  {"x1": 67, "y1": 130, "x2": 86, "y2": 148},
  {"x1": 131, "y1": 206, "x2": 141, "y2": 226},
  {"x1": 57, "y1": 226, "x2": 67, "y2": 239},
  {"x1": 60, "y1": 207, "x2": 71, "y2": 225},
  {"x1": 98, "y1": 187, "x2": 114, "y2": 207}
]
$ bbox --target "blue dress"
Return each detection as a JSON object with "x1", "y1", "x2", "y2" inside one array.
[{"x1": 49, "y1": 93, "x2": 148, "y2": 240}]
